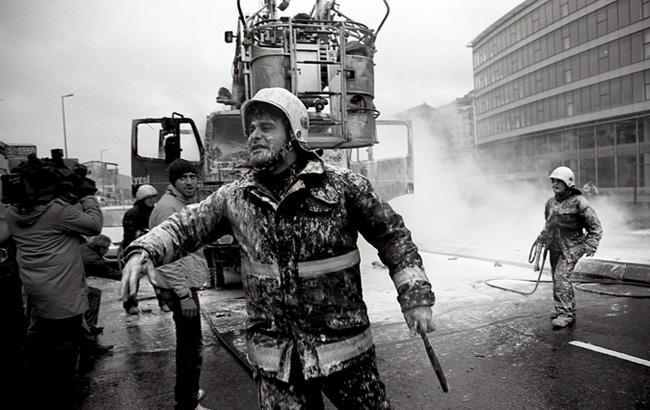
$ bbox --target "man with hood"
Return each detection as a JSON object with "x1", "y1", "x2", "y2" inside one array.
[
  {"x1": 538, "y1": 166, "x2": 602, "y2": 329},
  {"x1": 146, "y1": 158, "x2": 211, "y2": 410},
  {"x1": 6, "y1": 160, "x2": 102, "y2": 409},
  {"x1": 121, "y1": 183, "x2": 158, "y2": 314},
  {"x1": 121, "y1": 88, "x2": 435, "y2": 409}
]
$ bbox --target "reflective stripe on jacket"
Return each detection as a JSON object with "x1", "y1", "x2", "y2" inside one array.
[{"x1": 128, "y1": 158, "x2": 435, "y2": 381}]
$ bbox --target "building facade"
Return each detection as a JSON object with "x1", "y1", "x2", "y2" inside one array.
[
  {"x1": 468, "y1": 0, "x2": 650, "y2": 202},
  {"x1": 82, "y1": 160, "x2": 132, "y2": 206}
]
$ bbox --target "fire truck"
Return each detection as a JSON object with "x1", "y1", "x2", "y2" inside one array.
[{"x1": 130, "y1": 0, "x2": 413, "y2": 286}]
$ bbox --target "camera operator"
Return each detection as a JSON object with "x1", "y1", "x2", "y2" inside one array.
[{"x1": 4, "y1": 150, "x2": 102, "y2": 410}]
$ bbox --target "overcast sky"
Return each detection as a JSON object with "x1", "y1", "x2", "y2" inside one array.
[{"x1": 0, "y1": 0, "x2": 523, "y2": 174}]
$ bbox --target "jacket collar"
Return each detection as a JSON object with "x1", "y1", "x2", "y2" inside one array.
[
  {"x1": 243, "y1": 157, "x2": 328, "y2": 209},
  {"x1": 165, "y1": 184, "x2": 194, "y2": 206}
]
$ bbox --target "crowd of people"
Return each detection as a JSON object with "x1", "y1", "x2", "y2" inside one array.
[{"x1": 1, "y1": 88, "x2": 604, "y2": 410}]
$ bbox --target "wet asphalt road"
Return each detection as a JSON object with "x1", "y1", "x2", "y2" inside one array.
[{"x1": 13, "y1": 242, "x2": 650, "y2": 410}]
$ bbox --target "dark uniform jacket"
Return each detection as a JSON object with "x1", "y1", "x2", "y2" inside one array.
[{"x1": 128, "y1": 158, "x2": 435, "y2": 382}]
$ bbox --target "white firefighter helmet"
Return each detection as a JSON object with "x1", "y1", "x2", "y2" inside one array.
[
  {"x1": 135, "y1": 184, "x2": 158, "y2": 201},
  {"x1": 549, "y1": 166, "x2": 575, "y2": 188},
  {"x1": 241, "y1": 87, "x2": 310, "y2": 146}
]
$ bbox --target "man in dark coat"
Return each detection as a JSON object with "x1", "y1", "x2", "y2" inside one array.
[
  {"x1": 121, "y1": 184, "x2": 158, "y2": 314},
  {"x1": 79, "y1": 234, "x2": 120, "y2": 354}
]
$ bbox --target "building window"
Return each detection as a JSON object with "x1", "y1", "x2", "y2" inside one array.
[
  {"x1": 510, "y1": 26, "x2": 517, "y2": 44},
  {"x1": 581, "y1": 157, "x2": 596, "y2": 185},
  {"x1": 596, "y1": 8, "x2": 608, "y2": 36},
  {"x1": 596, "y1": 124, "x2": 615, "y2": 148},
  {"x1": 564, "y1": 67, "x2": 573, "y2": 83},
  {"x1": 560, "y1": 0, "x2": 569, "y2": 17},
  {"x1": 533, "y1": 40, "x2": 542, "y2": 61},
  {"x1": 579, "y1": 128, "x2": 595, "y2": 150},
  {"x1": 513, "y1": 82, "x2": 521, "y2": 100},
  {"x1": 598, "y1": 45, "x2": 609, "y2": 72},
  {"x1": 645, "y1": 30, "x2": 650, "y2": 59},
  {"x1": 567, "y1": 101, "x2": 574, "y2": 116},
  {"x1": 563, "y1": 130, "x2": 577, "y2": 151},
  {"x1": 600, "y1": 82, "x2": 611, "y2": 109},
  {"x1": 562, "y1": 28, "x2": 571, "y2": 50},
  {"x1": 617, "y1": 120, "x2": 637, "y2": 145},
  {"x1": 598, "y1": 156, "x2": 616, "y2": 188},
  {"x1": 532, "y1": 10, "x2": 540, "y2": 31},
  {"x1": 644, "y1": 0, "x2": 650, "y2": 18},
  {"x1": 617, "y1": 155, "x2": 637, "y2": 188},
  {"x1": 535, "y1": 71, "x2": 543, "y2": 93},
  {"x1": 646, "y1": 71, "x2": 650, "y2": 100}
]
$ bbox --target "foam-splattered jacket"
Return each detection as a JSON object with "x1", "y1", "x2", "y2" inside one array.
[
  {"x1": 128, "y1": 157, "x2": 435, "y2": 382},
  {"x1": 541, "y1": 190, "x2": 603, "y2": 263}
]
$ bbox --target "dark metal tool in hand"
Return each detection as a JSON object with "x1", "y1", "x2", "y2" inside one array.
[{"x1": 419, "y1": 330, "x2": 449, "y2": 392}]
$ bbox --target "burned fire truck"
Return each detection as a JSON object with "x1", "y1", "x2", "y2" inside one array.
[{"x1": 130, "y1": 0, "x2": 413, "y2": 286}]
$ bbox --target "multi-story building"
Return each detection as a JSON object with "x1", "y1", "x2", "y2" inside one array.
[{"x1": 468, "y1": 0, "x2": 650, "y2": 202}]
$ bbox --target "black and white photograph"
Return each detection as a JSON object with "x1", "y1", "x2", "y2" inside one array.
[{"x1": 1, "y1": 0, "x2": 649, "y2": 409}]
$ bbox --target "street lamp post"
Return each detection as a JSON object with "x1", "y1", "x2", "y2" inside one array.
[
  {"x1": 100, "y1": 149, "x2": 107, "y2": 202},
  {"x1": 61, "y1": 94, "x2": 74, "y2": 158}
]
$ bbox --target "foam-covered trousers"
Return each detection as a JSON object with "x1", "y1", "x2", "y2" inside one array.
[{"x1": 549, "y1": 250, "x2": 579, "y2": 318}]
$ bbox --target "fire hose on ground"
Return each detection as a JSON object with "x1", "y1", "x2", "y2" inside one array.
[{"x1": 485, "y1": 239, "x2": 650, "y2": 298}]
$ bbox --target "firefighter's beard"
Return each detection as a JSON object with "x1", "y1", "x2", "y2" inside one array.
[{"x1": 251, "y1": 140, "x2": 294, "y2": 172}]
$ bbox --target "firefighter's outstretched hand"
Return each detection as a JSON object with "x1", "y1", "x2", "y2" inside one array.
[
  {"x1": 404, "y1": 306, "x2": 435, "y2": 337},
  {"x1": 180, "y1": 297, "x2": 198, "y2": 318},
  {"x1": 120, "y1": 251, "x2": 154, "y2": 302}
]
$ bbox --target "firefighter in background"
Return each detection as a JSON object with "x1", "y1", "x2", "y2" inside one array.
[
  {"x1": 121, "y1": 88, "x2": 435, "y2": 409},
  {"x1": 538, "y1": 166, "x2": 603, "y2": 329},
  {"x1": 582, "y1": 180, "x2": 600, "y2": 196}
]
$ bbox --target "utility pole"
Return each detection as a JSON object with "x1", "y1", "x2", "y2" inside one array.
[
  {"x1": 100, "y1": 149, "x2": 107, "y2": 202},
  {"x1": 61, "y1": 94, "x2": 74, "y2": 158}
]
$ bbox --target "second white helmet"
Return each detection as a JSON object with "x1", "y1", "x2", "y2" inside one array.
[
  {"x1": 135, "y1": 184, "x2": 158, "y2": 201},
  {"x1": 549, "y1": 166, "x2": 575, "y2": 188}
]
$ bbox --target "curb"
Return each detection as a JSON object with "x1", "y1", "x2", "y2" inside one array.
[
  {"x1": 423, "y1": 243, "x2": 650, "y2": 285},
  {"x1": 575, "y1": 258, "x2": 650, "y2": 284}
]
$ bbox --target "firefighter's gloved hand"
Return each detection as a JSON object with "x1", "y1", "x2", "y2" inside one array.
[
  {"x1": 404, "y1": 305, "x2": 435, "y2": 337},
  {"x1": 120, "y1": 251, "x2": 154, "y2": 302},
  {"x1": 584, "y1": 246, "x2": 597, "y2": 257},
  {"x1": 180, "y1": 296, "x2": 198, "y2": 318}
]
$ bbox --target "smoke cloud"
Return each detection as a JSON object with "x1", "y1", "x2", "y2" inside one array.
[{"x1": 384, "y1": 107, "x2": 636, "y2": 264}]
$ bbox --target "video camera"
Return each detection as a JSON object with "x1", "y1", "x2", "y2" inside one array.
[{"x1": 1, "y1": 149, "x2": 98, "y2": 207}]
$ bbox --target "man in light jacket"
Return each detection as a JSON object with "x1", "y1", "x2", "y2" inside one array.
[{"x1": 147, "y1": 158, "x2": 211, "y2": 410}]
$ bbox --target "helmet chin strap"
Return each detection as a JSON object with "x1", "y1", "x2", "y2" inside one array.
[{"x1": 253, "y1": 138, "x2": 295, "y2": 172}]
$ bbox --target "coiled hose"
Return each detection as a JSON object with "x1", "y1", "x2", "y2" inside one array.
[{"x1": 485, "y1": 238, "x2": 547, "y2": 295}]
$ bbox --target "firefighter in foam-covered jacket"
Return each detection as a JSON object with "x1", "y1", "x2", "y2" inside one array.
[
  {"x1": 539, "y1": 166, "x2": 602, "y2": 329},
  {"x1": 121, "y1": 88, "x2": 435, "y2": 409}
]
